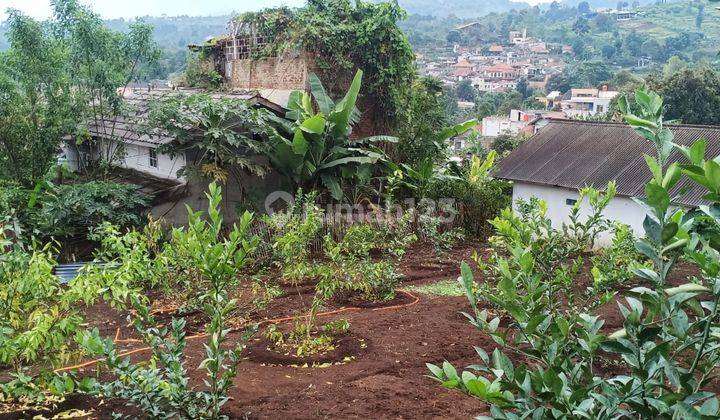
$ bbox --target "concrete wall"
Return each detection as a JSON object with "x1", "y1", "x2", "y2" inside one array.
[
  {"x1": 151, "y1": 160, "x2": 288, "y2": 226},
  {"x1": 512, "y1": 181, "x2": 648, "y2": 247},
  {"x1": 61, "y1": 141, "x2": 184, "y2": 180},
  {"x1": 226, "y1": 54, "x2": 312, "y2": 91},
  {"x1": 121, "y1": 143, "x2": 185, "y2": 180}
]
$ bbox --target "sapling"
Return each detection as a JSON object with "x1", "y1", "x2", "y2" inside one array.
[
  {"x1": 428, "y1": 186, "x2": 615, "y2": 418},
  {"x1": 80, "y1": 182, "x2": 259, "y2": 419},
  {"x1": 599, "y1": 87, "x2": 720, "y2": 417}
]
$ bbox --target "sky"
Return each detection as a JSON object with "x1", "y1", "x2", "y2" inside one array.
[
  {"x1": 0, "y1": 0, "x2": 307, "y2": 20},
  {"x1": 0, "y1": 0, "x2": 554, "y2": 21}
]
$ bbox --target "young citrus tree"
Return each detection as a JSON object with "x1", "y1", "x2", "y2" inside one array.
[{"x1": 80, "y1": 182, "x2": 259, "y2": 419}]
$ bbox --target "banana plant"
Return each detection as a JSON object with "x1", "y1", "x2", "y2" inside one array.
[
  {"x1": 390, "y1": 119, "x2": 477, "y2": 200},
  {"x1": 266, "y1": 70, "x2": 397, "y2": 201}
]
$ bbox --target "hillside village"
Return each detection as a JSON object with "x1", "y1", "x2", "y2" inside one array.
[{"x1": 3, "y1": 0, "x2": 720, "y2": 418}]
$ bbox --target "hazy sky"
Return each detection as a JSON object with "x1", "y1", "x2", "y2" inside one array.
[
  {"x1": 0, "y1": 0, "x2": 308, "y2": 20},
  {"x1": 1, "y1": 0, "x2": 554, "y2": 20}
]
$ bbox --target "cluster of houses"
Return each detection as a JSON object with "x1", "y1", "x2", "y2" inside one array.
[
  {"x1": 449, "y1": 86, "x2": 620, "y2": 153},
  {"x1": 418, "y1": 28, "x2": 569, "y2": 93}
]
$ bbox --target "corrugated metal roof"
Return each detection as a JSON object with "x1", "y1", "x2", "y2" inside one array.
[
  {"x1": 86, "y1": 88, "x2": 288, "y2": 145},
  {"x1": 497, "y1": 119, "x2": 720, "y2": 207}
]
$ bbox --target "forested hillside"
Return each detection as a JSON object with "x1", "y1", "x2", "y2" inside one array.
[{"x1": 390, "y1": 0, "x2": 659, "y2": 17}]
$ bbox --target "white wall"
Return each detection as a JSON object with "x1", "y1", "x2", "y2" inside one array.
[
  {"x1": 482, "y1": 117, "x2": 525, "y2": 137},
  {"x1": 512, "y1": 182, "x2": 648, "y2": 247},
  {"x1": 121, "y1": 143, "x2": 185, "y2": 180}
]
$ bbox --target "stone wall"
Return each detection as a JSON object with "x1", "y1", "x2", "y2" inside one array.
[{"x1": 226, "y1": 54, "x2": 313, "y2": 91}]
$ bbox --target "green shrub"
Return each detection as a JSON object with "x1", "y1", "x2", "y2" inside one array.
[
  {"x1": 263, "y1": 190, "x2": 323, "y2": 284},
  {"x1": 0, "y1": 223, "x2": 134, "y2": 401},
  {"x1": 80, "y1": 182, "x2": 259, "y2": 419},
  {"x1": 591, "y1": 223, "x2": 648, "y2": 290},
  {"x1": 430, "y1": 87, "x2": 720, "y2": 419},
  {"x1": 426, "y1": 152, "x2": 512, "y2": 235},
  {"x1": 264, "y1": 214, "x2": 417, "y2": 356},
  {"x1": 418, "y1": 213, "x2": 465, "y2": 255},
  {"x1": 34, "y1": 181, "x2": 149, "y2": 240},
  {"x1": 428, "y1": 184, "x2": 617, "y2": 418}
]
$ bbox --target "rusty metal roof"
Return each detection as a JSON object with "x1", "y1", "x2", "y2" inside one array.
[{"x1": 497, "y1": 119, "x2": 720, "y2": 207}]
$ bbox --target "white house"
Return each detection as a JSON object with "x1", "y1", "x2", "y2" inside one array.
[
  {"x1": 560, "y1": 87, "x2": 618, "y2": 118},
  {"x1": 481, "y1": 109, "x2": 565, "y2": 138},
  {"x1": 61, "y1": 87, "x2": 289, "y2": 225},
  {"x1": 496, "y1": 120, "x2": 719, "y2": 246}
]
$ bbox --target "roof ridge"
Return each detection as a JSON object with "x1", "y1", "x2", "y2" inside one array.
[{"x1": 547, "y1": 118, "x2": 720, "y2": 130}]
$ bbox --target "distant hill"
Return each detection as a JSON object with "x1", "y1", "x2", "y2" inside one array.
[
  {"x1": 103, "y1": 15, "x2": 229, "y2": 50},
  {"x1": 385, "y1": 0, "x2": 663, "y2": 17},
  {"x1": 389, "y1": 0, "x2": 532, "y2": 17}
]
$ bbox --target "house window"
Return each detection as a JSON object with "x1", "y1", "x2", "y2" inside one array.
[
  {"x1": 149, "y1": 148, "x2": 158, "y2": 168},
  {"x1": 597, "y1": 105, "x2": 604, "y2": 113},
  {"x1": 566, "y1": 198, "x2": 577, "y2": 206}
]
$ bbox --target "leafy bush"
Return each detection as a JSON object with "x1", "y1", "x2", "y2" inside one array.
[
  {"x1": 418, "y1": 213, "x2": 465, "y2": 255},
  {"x1": 264, "y1": 213, "x2": 416, "y2": 356},
  {"x1": 33, "y1": 181, "x2": 149, "y2": 240},
  {"x1": 430, "y1": 87, "x2": 720, "y2": 418},
  {"x1": 325, "y1": 214, "x2": 417, "y2": 301},
  {"x1": 428, "y1": 183, "x2": 617, "y2": 418},
  {"x1": 598, "y1": 87, "x2": 720, "y2": 417},
  {"x1": 0, "y1": 181, "x2": 28, "y2": 220},
  {"x1": 80, "y1": 182, "x2": 259, "y2": 419},
  {"x1": 0, "y1": 223, "x2": 133, "y2": 401},
  {"x1": 263, "y1": 191, "x2": 324, "y2": 284},
  {"x1": 1, "y1": 180, "x2": 149, "y2": 251},
  {"x1": 426, "y1": 152, "x2": 512, "y2": 236},
  {"x1": 266, "y1": 70, "x2": 396, "y2": 202},
  {"x1": 591, "y1": 223, "x2": 649, "y2": 290}
]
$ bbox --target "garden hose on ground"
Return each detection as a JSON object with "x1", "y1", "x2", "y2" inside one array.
[{"x1": 54, "y1": 290, "x2": 420, "y2": 373}]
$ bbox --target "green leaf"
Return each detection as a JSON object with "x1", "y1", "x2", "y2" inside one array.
[
  {"x1": 600, "y1": 340, "x2": 634, "y2": 355},
  {"x1": 624, "y1": 114, "x2": 657, "y2": 130},
  {"x1": 492, "y1": 349, "x2": 514, "y2": 381},
  {"x1": 705, "y1": 160, "x2": 720, "y2": 193},
  {"x1": 300, "y1": 113, "x2": 326, "y2": 134},
  {"x1": 426, "y1": 363, "x2": 444, "y2": 379},
  {"x1": 437, "y1": 119, "x2": 477, "y2": 142},
  {"x1": 645, "y1": 183, "x2": 670, "y2": 216},
  {"x1": 679, "y1": 138, "x2": 706, "y2": 166},
  {"x1": 320, "y1": 174, "x2": 343, "y2": 201},
  {"x1": 292, "y1": 130, "x2": 309, "y2": 155},
  {"x1": 308, "y1": 73, "x2": 334, "y2": 115},
  {"x1": 443, "y1": 360, "x2": 460, "y2": 381},
  {"x1": 644, "y1": 154, "x2": 662, "y2": 185},
  {"x1": 328, "y1": 69, "x2": 363, "y2": 137},
  {"x1": 700, "y1": 397, "x2": 719, "y2": 415},
  {"x1": 661, "y1": 222, "x2": 679, "y2": 244},
  {"x1": 662, "y1": 163, "x2": 682, "y2": 190},
  {"x1": 355, "y1": 135, "x2": 399, "y2": 144},
  {"x1": 617, "y1": 95, "x2": 629, "y2": 115},
  {"x1": 317, "y1": 156, "x2": 377, "y2": 170},
  {"x1": 459, "y1": 262, "x2": 476, "y2": 308}
]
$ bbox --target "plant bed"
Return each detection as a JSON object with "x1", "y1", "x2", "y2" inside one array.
[
  {"x1": 245, "y1": 333, "x2": 367, "y2": 366},
  {"x1": 338, "y1": 290, "x2": 417, "y2": 309}
]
